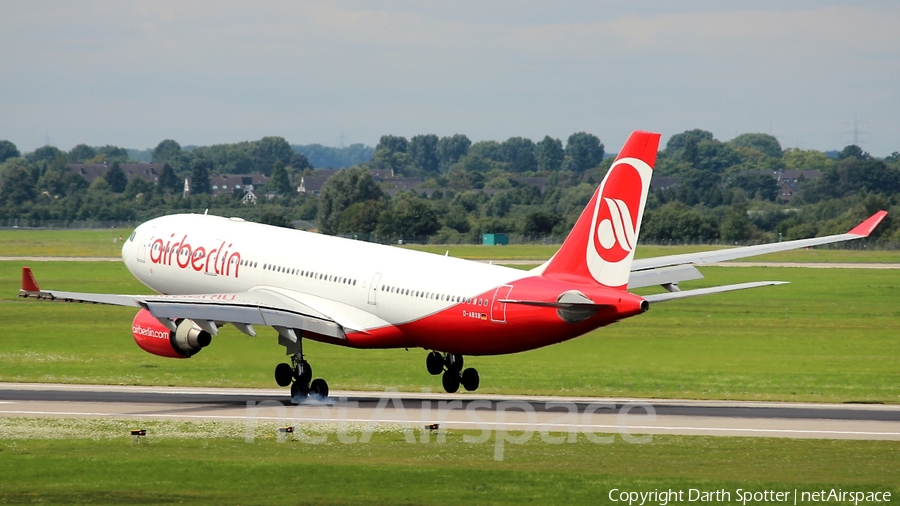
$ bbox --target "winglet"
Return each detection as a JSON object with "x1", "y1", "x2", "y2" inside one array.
[
  {"x1": 22, "y1": 267, "x2": 40, "y2": 292},
  {"x1": 848, "y1": 210, "x2": 888, "y2": 237}
]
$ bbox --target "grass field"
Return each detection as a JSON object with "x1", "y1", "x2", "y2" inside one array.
[
  {"x1": 1, "y1": 227, "x2": 898, "y2": 262},
  {"x1": 1, "y1": 260, "x2": 898, "y2": 403},
  {"x1": 0, "y1": 228, "x2": 134, "y2": 257},
  {"x1": 0, "y1": 418, "x2": 897, "y2": 505}
]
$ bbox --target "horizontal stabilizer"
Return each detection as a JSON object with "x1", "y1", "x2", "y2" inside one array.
[{"x1": 643, "y1": 281, "x2": 788, "y2": 303}]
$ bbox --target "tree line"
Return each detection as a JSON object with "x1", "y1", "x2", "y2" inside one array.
[{"x1": 0, "y1": 130, "x2": 898, "y2": 245}]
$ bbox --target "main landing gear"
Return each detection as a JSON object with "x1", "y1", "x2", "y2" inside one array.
[
  {"x1": 427, "y1": 351, "x2": 479, "y2": 393},
  {"x1": 274, "y1": 329, "x2": 329, "y2": 399}
]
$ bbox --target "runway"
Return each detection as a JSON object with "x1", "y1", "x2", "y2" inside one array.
[{"x1": 1, "y1": 383, "x2": 899, "y2": 440}]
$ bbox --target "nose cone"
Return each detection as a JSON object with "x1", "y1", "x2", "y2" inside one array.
[{"x1": 121, "y1": 229, "x2": 134, "y2": 260}]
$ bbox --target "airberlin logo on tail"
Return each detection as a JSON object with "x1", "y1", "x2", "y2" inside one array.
[
  {"x1": 592, "y1": 164, "x2": 642, "y2": 263},
  {"x1": 596, "y1": 197, "x2": 638, "y2": 262},
  {"x1": 586, "y1": 158, "x2": 652, "y2": 286}
]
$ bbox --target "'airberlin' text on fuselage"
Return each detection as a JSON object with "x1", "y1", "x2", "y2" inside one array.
[{"x1": 149, "y1": 233, "x2": 242, "y2": 278}]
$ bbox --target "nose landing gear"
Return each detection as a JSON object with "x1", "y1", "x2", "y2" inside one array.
[{"x1": 427, "y1": 351, "x2": 479, "y2": 393}]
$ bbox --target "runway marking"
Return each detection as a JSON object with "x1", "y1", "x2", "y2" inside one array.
[{"x1": 3, "y1": 410, "x2": 900, "y2": 438}]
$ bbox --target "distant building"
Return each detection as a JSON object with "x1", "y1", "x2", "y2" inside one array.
[
  {"x1": 209, "y1": 174, "x2": 268, "y2": 196},
  {"x1": 777, "y1": 170, "x2": 821, "y2": 184},
  {"x1": 778, "y1": 180, "x2": 799, "y2": 202},
  {"x1": 774, "y1": 170, "x2": 821, "y2": 203}
]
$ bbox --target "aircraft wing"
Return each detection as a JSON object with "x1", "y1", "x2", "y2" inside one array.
[
  {"x1": 18, "y1": 268, "x2": 391, "y2": 340},
  {"x1": 632, "y1": 211, "x2": 887, "y2": 272}
]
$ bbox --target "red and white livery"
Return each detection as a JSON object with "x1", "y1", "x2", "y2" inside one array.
[{"x1": 19, "y1": 131, "x2": 888, "y2": 397}]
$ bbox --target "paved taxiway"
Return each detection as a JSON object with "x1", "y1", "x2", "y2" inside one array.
[{"x1": 1, "y1": 383, "x2": 898, "y2": 440}]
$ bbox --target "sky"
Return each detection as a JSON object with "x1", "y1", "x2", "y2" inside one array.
[{"x1": 1, "y1": 1, "x2": 898, "y2": 156}]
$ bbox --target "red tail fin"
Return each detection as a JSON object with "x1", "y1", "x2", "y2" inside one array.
[
  {"x1": 541, "y1": 131, "x2": 660, "y2": 289},
  {"x1": 22, "y1": 267, "x2": 40, "y2": 292}
]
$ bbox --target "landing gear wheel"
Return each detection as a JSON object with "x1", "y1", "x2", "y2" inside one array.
[
  {"x1": 445, "y1": 353, "x2": 464, "y2": 373},
  {"x1": 426, "y1": 351, "x2": 444, "y2": 375},
  {"x1": 461, "y1": 368, "x2": 479, "y2": 391},
  {"x1": 294, "y1": 359, "x2": 313, "y2": 385},
  {"x1": 442, "y1": 370, "x2": 460, "y2": 393},
  {"x1": 310, "y1": 378, "x2": 329, "y2": 398},
  {"x1": 290, "y1": 381, "x2": 310, "y2": 398},
  {"x1": 274, "y1": 363, "x2": 293, "y2": 387}
]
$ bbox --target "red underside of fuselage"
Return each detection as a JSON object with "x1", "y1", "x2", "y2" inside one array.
[{"x1": 303, "y1": 276, "x2": 647, "y2": 356}]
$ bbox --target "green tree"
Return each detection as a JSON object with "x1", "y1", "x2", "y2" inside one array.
[
  {"x1": 336, "y1": 200, "x2": 385, "y2": 235},
  {"x1": 124, "y1": 176, "x2": 155, "y2": 199},
  {"x1": 258, "y1": 211, "x2": 293, "y2": 229},
  {"x1": 0, "y1": 140, "x2": 19, "y2": 163},
  {"x1": 442, "y1": 204, "x2": 471, "y2": 233},
  {"x1": 95, "y1": 145, "x2": 129, "y2": 163},
  {"x1": 377, "y1": 192, "x2": 440, "y2": 240},
  {"x1": 376, "y1": 135, "x2": 408, "y2": 154},
  {"x1": 838, "y1": 145, "x2": 867, "y2": 160},
  {"x1": 682, "y1": 137, "x2": 699, "y2": 167},
  {"x1": 641, "y1": 201, "x2": 720, "y2": 241},
  {"x1": 522, "y1": 210, "x2": 561, "y2": 236},
  {"x1": 728, "y1": 171, "x2": 778, "y2": 201},
  {"x1": 268, "y1": 160, "x2": 292, "y2": 194},
  {"x1": 500, "y1": 137, "x2": 537, "y2": 172},
  {"x1": 536, "y1": 136, "x2": 564, "y2": 172},
  {"x1": 153, "y1": 139, "x2": 182, "y2": 163},
  {"x1": 437, "y1": 134, "x2": 471, "y2": 170},
  {"x1": 721, "y1": 204, "x2": 753, "y2": 242},
  {"x1": 157, "y1": 163, "x2": 180, "y2": 194},
  {"x1": 27, "y1": 146, "x2": 65, "y2": 164},
  {"x1": 317, "y1": 166, "x2": 385, "y2": 234},
  {"x1": 103, "y1": 162, "x2": 128, "y2": 193},
  {"x1": 68, "y1": 144, "x2": 97, "y2": 163},
  {"x1": 782, "y1": 148, "x2": 834, "y2": 171},
  {"x1": 253, "y1": 136, "x2": 295, "y2": 175},
  {"x1": 727, "y1": 133, "x2": 782, "y2": 159},
  {"x1": 565, "y1": 132, "x2": 604, "y2": 172},
  {"x1": 409, "y1": 134, "x2": 439, "y2": 173},
  {"x1": 0, "y1": 165, "x2": 36, "y2": 205},
  {"x1": 665, "y1": 129, "x2": 714, "y2": 152},
  {"x1": 190, "y1": 159, "x2": 212, "y2": 195}
]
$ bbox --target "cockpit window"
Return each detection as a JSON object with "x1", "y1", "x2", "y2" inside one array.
[{"x1": 129, "y1": 231, "x2": 136, "y2": 242}]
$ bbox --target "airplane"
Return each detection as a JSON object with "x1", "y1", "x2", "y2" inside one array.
[{"x1": 18, "y1": 131, "x2": 888, "y2": 398}]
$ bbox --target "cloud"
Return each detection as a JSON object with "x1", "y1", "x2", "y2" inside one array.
[{"x1": 0, "y1": 1, "x2": 897, "y2": 154}]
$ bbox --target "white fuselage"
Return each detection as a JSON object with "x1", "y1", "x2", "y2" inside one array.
[{"x1": 122, "y1": 214, "x2": 530, "y2": 330}]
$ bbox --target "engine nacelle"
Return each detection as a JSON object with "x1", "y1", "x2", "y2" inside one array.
[{"x1": 132, "y1": 309, "x2": 212, "y2": 358}]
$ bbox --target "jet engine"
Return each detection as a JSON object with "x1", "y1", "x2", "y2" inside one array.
[{"x1": 132, "y1": 309, "x2": 212, "y2": 358}]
